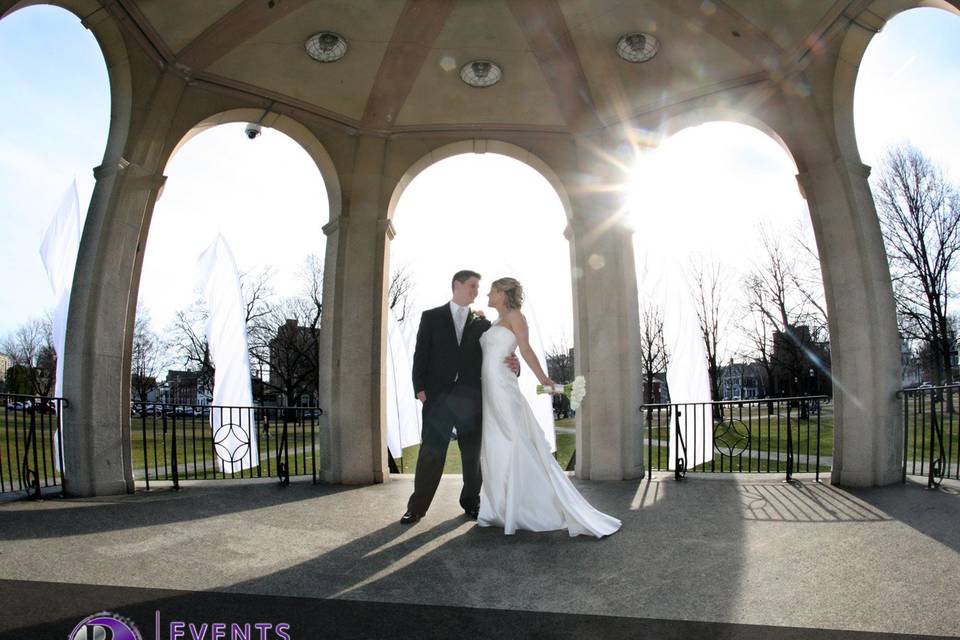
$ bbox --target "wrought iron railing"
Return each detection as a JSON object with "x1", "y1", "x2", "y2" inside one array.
[
  {"x1": 1, "y1": 393, "x2": 67, "y2": 497},
  {"x1": 899, "y1": 385, "x2": 960, "y2": 488},
  {"x1": 642, "y1": 396, "x2": 830, "y2": 482},
  {"x1": 132, "y1": 402, "x2": 323, "y2": 489}
]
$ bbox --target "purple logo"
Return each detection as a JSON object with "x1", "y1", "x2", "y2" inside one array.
[{"x1": 69, "y1": 612, "x2": 142, "y2": 640}]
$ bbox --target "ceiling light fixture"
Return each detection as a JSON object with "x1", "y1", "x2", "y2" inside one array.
[
  {"x1": 305, "y1": 32, "x2": 348, "y2": 63},
  {"x1": 616, "y1": 33, "x2": 660, "y2": 63},
  {"x1": 460, "y1": 60, "x2": 502, "y2": 88}
]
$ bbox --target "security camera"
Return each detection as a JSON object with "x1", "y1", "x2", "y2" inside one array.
[{"x1": 245, "y1": 123, "x2": 262, "y2": 139}]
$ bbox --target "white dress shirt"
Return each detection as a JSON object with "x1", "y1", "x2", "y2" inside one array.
[{"x1": 450, "y1": 300, "x2": 469, "y2": 345}]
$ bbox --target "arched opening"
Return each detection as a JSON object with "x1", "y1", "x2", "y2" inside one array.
[
  {"x1": 631, "y1": 120, "x2": 831, "y2": 475},
  {"x1": 850, "y1": 5, "x2": 960, "y2": 480},
  {"x1": 0, "y1": 3, "x2": 111, "y2": 494},
  {"x1": 130, "y1": 116, "x2": 332, "y2": 485},
  {"x1": 384, "y1": 144, "x2": 575, "y2": 479}
]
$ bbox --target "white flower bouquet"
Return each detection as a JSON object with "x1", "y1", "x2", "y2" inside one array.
[{"x1": 537, "y1": 375, "x2": 587, "y2": 410}]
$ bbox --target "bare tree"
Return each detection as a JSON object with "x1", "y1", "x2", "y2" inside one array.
[
  {"x1": 130, "y1": 305, "x2": 169, "y2": 403},
  {"x1": 874, "y1": 143, "x2": 960, "y2": 384},
  {"x1": 248, "y1": 256, "x2": 322, "y2": 406},
  {"x1": 388, "y1": 264, "x2": 414, "y2": 324},
  {"x1": 2, "y1": 316, "x2": 56, "y2": 396},
  {"x1": 691, "y1": 258, "x2": 728, "y2": 403},
  {"x1": 740, "y1": 280, "x2": 776, "y2": 396},
  {"x1": 789, "y1": 220, "x2": 830, "y2": 339},
  {"x1": 545, "y1": 337, "x2": 574, "y2": 384},
  {"x1": 743, "y1": 226, "x2": 830, "y2": 396},
  {"x1": 638, "y1": 302, "x2": 668, "y2": 405}
]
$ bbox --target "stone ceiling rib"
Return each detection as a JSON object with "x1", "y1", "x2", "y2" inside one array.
[
  {"x1": 659, "y1": 0, "x2": 785, "y2": 72},
  {"x1": 174, "y1": 0, "x2": 313, "y2": 73},
  {"x1": 106, "y1": 0, "x2": 174, "y2": 67},
  {"x1": 359, "y1": 0, "x2": 456, "y2": 132},
  {"x1": 506, "y1": 0, "x2": 601, "y2": 134}
]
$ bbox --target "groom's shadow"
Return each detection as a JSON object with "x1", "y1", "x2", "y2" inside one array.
[{"x1": 228, "y1": 513, "x2": 472, "y2": 599}]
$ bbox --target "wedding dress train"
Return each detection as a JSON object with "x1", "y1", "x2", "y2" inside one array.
[{"x1": 477, "y1": 324, "x2": 621, "y2": 538}]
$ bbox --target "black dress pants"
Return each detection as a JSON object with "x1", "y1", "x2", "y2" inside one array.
[{"x1": 406, "y1": 382, "x2": 482, "y2": 516}]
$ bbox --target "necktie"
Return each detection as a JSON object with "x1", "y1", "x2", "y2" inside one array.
[{"x1": 456, "y1": 306, "x2": 467, "y2": 344}]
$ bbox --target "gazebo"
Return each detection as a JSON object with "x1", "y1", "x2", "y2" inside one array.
[{"x1": 3, "y1": 0, "x2": 957, "y2": 496}]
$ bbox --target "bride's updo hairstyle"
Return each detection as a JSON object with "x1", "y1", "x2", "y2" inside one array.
[{"x1": 492, "y1": 277, "x2": 524, "y2": 310}]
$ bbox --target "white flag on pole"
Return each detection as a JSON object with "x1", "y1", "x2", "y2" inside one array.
[
  {"x1": 386, "y1": 306, "x2": 422, "y2": 460},
  {"x1": 197, "y1": 234, "x2": 258, "y2": 471},
  {"x1": 40, "y1": 181, "x2": 82, "y2": 471}
]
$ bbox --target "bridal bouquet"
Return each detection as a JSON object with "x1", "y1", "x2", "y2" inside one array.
[{"x1": 537, "y1": 375, "x2": 587, "y2": 410}]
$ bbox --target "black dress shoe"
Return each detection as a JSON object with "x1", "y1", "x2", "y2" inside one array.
[
  {"x1": 464, "y1": 507, "x2": 479, "y2": 521},
  {"x1": 400, "y1": 511, "x2": 421, "y2": 525}
]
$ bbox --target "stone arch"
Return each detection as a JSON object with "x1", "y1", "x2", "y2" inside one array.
[
  {"x1": 0, "y1": 1, "x2": 133, "y2": 172},
  {"x1": 165, "y1": 108, "x2": 342, "y2": 223},
  {"x1": 386, "y1": 139, "x2": 574, "y2": 225},
  {"x1": 379, "y1": 139, "x2": 576, "y2": 473},
  {"x1": 113, "y1": 105, "x2": 340, "y2": 492},
  {"x1": 833, "y1": 0, "x2": 960, "y2": 162},
  {"x1": 127, "y1": 106, "x2": 341, "y2": 446},
  {"x1": 652, "y1": 106, "x2": 799, "y2": 172}
]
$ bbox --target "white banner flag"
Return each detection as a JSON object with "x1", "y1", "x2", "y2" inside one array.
[
  {"x1": 386, "y1": 306, "x2": 422, "y2": 460},
  {"x1": 40, "y1": 181, "x2": 82, "y2": 471},
  {"x1": 197, "y1": 234, "x2": 258, "y2": 471}
]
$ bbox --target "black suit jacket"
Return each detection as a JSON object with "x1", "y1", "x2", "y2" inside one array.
[{"x1": 412, "y1": 303, "x2": 491, "y2": 397}]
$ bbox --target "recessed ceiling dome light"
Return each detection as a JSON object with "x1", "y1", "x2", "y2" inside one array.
[
  {"x1": 305, "y1": 32, "x2": 348, "y2": 62},
  {"x1": 616, "y1": 33, "x2": 660, "y2": 63},
  {"x1": 460, "y1": 59, "x2": 502, "y2": 88}
]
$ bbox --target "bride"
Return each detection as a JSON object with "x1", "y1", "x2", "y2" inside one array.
[{"x1": 477, "y1": 277, "x2": 621, "y2": 538}]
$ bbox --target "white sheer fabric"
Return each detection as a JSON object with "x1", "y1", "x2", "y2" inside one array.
[
  {"x1": 40, "y1": 181, "x2": 82, "y2": 472},
  {"x1": 386, "y1": 307, "x2": 422, "y2": 459},
  {"x1": 477, "y1": 324, "x2": 620, "y2": 537},
  {"x1": 636, "y1": 252, "x2": 713, "y2": 471},
  {"x1": 197, "y1": 235, "x2": 258, "y2": 471}
]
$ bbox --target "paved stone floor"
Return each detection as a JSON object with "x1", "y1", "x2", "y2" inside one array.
[{"x1": 0, "y1": 473, "x2": 957, "y2": 638}]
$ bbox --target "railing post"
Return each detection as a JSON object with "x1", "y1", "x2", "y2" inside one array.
[
  {"x1": 928, "y1": 388, "x2": 945, "y2": 489},
  {"x1": 140, "y1": 404, "x2": 150, "y2": 491},
  {"x1": 674, "y1": 406, "x2": 686, "y2": 481},
  {"x1": 276, "y1": 410, "x2": 289, "y2": 487},
  {"x1": 170, "y1": 409, "x2": 179, "y2": 490},
  {"x1": 28, "y1": 401, "x2": 41, "y2": 499},
  {"x1": 785, "y1": 401, "x2": 794, "y2": 483},
  {"x1": 902, "y1": 391, "x2": 909, "y2": 484}
]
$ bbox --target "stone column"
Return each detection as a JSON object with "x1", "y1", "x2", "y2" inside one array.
[
  {"x1": 566, "y1": 154, "x2": 644, "y2": 481},
  {"x1": 318, "y1": 134, "x2": 389, "y2": 484},
  {"x1": 796, "y1": 157, "x2": 902, "y2": 487},
  {"x1": 61, "y1": 69, "x2": 185, "y2": 497}
]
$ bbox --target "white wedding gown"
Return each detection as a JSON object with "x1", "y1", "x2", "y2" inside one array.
[{"x1": 477, "y1": 324, "x2": 622, "y2": 538}]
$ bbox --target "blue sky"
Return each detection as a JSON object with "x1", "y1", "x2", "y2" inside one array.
[{"x1": 0, "y1": 5, "x2": 958, "y2": 351}]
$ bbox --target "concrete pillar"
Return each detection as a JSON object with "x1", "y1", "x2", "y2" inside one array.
[
  {"x1": 61, "y1": 70, "x2": 184, "y2": 497},
  {"x1": 567, "y1": 154, "x2": 644, "y2": 481},
  {"x1": 796, "y1": 157, "x2": 902, "y2": 487},
  {"x1": 319, "y1": 134, "x2": 389, "y2": 484}
]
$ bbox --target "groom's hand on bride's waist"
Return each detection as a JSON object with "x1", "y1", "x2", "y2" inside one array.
[
  {"x1": 504, "y1": 353, "x2": 521, "y2": 376},
  {"x1": 416, "y1": 391, "x2": 426, "y2": 403}
]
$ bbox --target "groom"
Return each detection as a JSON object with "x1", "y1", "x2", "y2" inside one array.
[{"x1": 401, "y1": 270, "x2": 518, "y2": 524}]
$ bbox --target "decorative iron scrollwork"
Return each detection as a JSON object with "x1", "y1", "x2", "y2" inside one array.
[
  {"x1": 713, "y1": 419, "x2": 751, "y2": 457},
  {"x1": 213, "y1": 421, "x2": 251, "y2": 464}
]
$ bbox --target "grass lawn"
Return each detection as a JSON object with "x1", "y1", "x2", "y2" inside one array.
[{"x1": 395, "y1": 428, "x2": 577, "y2": 474}]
